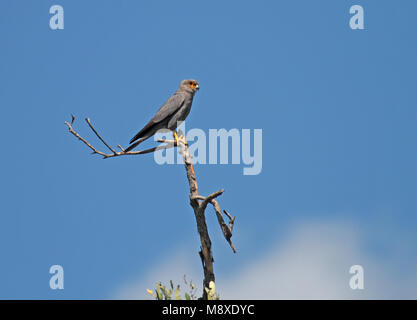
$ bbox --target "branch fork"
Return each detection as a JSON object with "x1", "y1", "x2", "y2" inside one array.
[{"x1": 191, "y1": 190, "x2": 236, "y2": 253}]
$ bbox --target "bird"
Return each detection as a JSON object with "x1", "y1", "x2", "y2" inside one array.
[{"x1": 124, "y1": 79, "x2": 199, "y2": 152}]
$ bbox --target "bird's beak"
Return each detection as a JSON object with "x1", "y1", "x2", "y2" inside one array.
[{"x1": 195, "y1": 84, "x2": 199, "y2": 90}]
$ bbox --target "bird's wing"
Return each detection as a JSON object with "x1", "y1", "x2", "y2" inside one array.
[{"x1": 129, "y1": 93, "x2": 185, "y2": 144}]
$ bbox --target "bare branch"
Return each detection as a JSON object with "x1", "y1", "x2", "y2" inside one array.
[
  {"x1": 191, "y1": 190, "x2": 236, "y2": 254},
  {"x1": 65, "y1": 118, "x2": 109, "y2": 157},
  {"x1": 223, "y1": 210, "x2": 235, "y2": 233},
  {"x1": 85, "y1": 118, "x2": 117, "y2": 154},
  {"x1": 200, "y1": 189, "x2": 224, "y2": 213},
  {"x1": 65, "y1": 116, "x2": 177, "y2": 159},
  {"x1": 117, "y1": 145, "x2": 125, "y2": 152},
  {"x1": 210, "y1": 199, "x2": 237, "y2": 253}
]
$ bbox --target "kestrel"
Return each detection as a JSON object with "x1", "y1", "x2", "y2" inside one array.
[{"x1": 125, "y1": 79, "x2": 199, "y2": 152}]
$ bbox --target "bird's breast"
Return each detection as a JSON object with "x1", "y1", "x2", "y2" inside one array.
[{"x1": 167, "y1": 96, "x2": 194, "y2": 130}]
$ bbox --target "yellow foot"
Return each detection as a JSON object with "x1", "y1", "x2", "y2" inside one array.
[
  {"x1": 173, "y1": 131, "x2": 187, "y2": 146},
  {"x1": 179, "y1": 134, "x2": 188, "y2": 145}
]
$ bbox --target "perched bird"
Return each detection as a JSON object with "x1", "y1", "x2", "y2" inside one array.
[{"x1": 125, "y1": 79, "x2": 199, "y2": 152}]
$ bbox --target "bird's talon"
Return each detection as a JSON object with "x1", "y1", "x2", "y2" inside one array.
[{"x1": 178, "y1": 135, "x2": 188, "y2": 146}]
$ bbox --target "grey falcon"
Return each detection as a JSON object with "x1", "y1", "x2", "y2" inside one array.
[{"x1": 125, "y1": 79, "x2": 199, "y2": 152}]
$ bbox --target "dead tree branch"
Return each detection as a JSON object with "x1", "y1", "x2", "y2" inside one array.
[
  {"x1": 191, "y1": 191, "x2": 236, "y2": 253},
  {"x1": 64, "y1": 115, "x2": 176, "y2": 158},
  {"x1": 65, "y1": 115, "x2": 236, "y2": 299}
]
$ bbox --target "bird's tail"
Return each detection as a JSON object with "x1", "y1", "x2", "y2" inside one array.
[{"x1": 124, "y1": 138, "x2": 145, "y2": 152}]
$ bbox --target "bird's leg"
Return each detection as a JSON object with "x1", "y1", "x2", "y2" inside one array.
[
  {"x1": 173, "y1": 130, "x2": 180, "y2": 145},
  {"x1": 173, "y1": 130, "x2": 188, "y2": 146}
]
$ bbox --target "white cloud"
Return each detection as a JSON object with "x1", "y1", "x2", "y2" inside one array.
[
  {"x1": 218, "y1": 221, "x2": 371, "y2": 299},
  {"x1": 113, "y1": 220, "x2": 417, "y2": 299}
]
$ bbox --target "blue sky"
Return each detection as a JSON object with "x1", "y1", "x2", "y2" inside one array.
[{"x1": 1, "y1": 0, "x2": 417, "y2": 299}]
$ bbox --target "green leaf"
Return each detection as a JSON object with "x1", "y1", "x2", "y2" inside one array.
[
  {"x1": 174, "y1": 285, "x2": 181, "y2": 300},
  {"x1": 185, "y1": 293, "x2": 191, "y2": 300},
  {"x1": 156, "y1": 284, "x2": 162, "y2": 300}
]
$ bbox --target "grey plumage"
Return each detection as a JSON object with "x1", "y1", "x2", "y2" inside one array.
[{"x1": 125, "y1": 79, "x2": 199, "y2": 152}]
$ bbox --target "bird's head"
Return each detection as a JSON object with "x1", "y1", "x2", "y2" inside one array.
[{"x1": 179, "y1": 79, "x2": 200, "y2": 94}]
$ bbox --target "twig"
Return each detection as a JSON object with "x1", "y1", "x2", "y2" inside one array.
[
  {"x1": 223, "y1": 210, "x2": 235, "y2": 233},
  {"x1": 85, "y1": 118, "x2": 117, "y2": 154},
  {"x1": 210, "y1": 199, "x2": 236, "y2": 253},
  {"x1": 64, "y1": 116, "x2": 177, "y2": 158}
]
